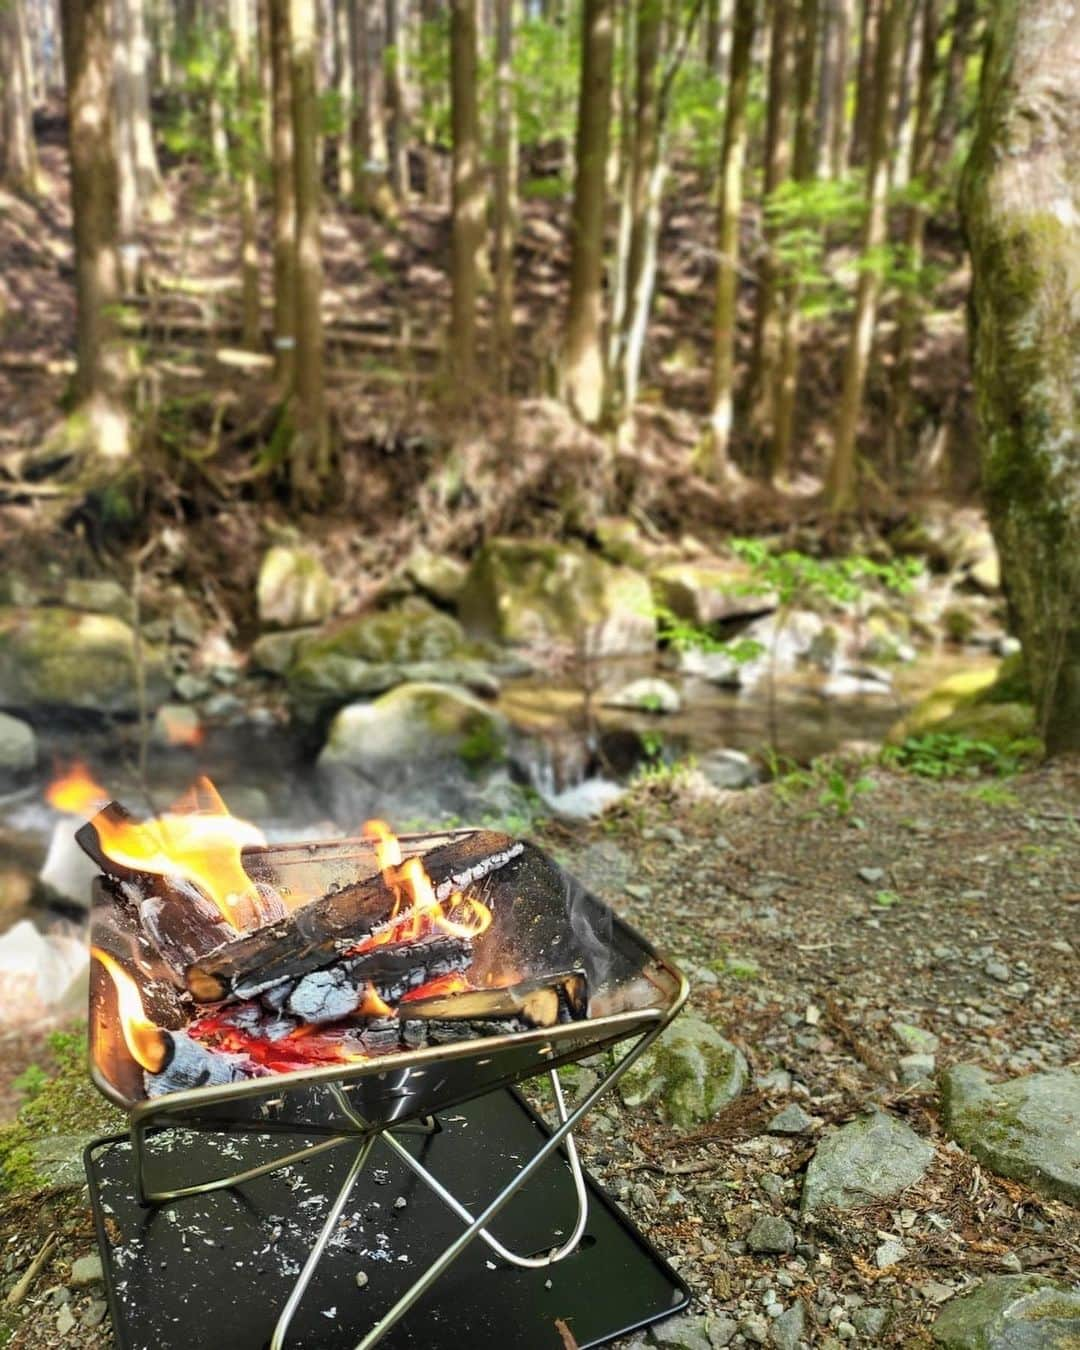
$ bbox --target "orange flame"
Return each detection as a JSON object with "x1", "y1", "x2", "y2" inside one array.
[
  {"x1": 349, "y1": 853, "x2": 493, "y2": 959},
  {"x1": 362, "y1": 819, "x2": 402, "y2": 874},
  {"x1": 46, "y1": 762, "x2": 109, "y2": 816},
  {"x1": 47, "y1": 765, "x2": 267, "y2": 930},
  {"x1": 357, "y1": 982, "x2": 394, "y2": 1017},
  {"x1": 91, "y1": 947, "x2": 167, "y2": 1073}
]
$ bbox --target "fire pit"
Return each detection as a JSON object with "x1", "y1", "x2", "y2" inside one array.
[{"x1": 75, "y1": 779, "x2": 689, "y2": 1349}]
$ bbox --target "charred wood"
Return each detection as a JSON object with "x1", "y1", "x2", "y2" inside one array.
[
  {"x1": 144, "y1": 1030, "x2": 257, "y2": 1098},
  {"x1": 185, "y1": 831, "x2": 523, "y2": 1003}
]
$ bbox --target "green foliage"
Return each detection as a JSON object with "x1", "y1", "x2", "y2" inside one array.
[
  {"x1": 655, "y1": 602, "x2": 765, "y2": 663},
  {"x1": 668, "y1": 66, "x2": 726, "y2": 173},
  {"x1": 414, "y1": 10, "x2": 451, "y2": 147},
  {"x1": 764, "y1": 177, "x2": 865, "y2": 318},
  {"x1": 881, "y1": 732, "x2": 1042, "y2": 779},
  {"x1": 767, "y1": 751, "x2": 875, "y2": 818},
  {"x1": 514, "y1": 17, "x2": 579, "y2": 155},
  {"x1": 730, "y1": 539, "x2": 922, "y2": 609},
  {"x1": 874, "y1": 889, "x2": 901, "y2": 908},
  {"x1": 11, "y1": 1064, "x2": 47, "y2": 1101}
]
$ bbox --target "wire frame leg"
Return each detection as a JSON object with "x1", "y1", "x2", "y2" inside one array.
[
  {"x1": 354, "y1": 1018, "x2": 668, "y2": 1350},
  {"x1": 269, "y1": 1133, "x2": 377, "y2": 1350}
]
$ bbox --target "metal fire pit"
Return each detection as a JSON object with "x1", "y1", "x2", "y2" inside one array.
[{"x1": 86, "y1": 829, "x2": 689, "y2": 1349}]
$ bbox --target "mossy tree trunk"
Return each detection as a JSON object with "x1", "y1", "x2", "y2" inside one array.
[
  {"x1": 448, "y1": 0, "x2": 484, "y2": 387},
  {"x1": 960, "y1": 0, "x2": 1080, "y2": 755}
]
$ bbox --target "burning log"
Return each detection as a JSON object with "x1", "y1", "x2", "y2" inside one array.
[
  {"x1": 283, "y1": 934, "x2": 474, "y2": 1025},
  {"x1": 400, "y1": 971, "x2": 588, "y2": 1029},
  {"x1": 185, "y1": 831, "x2": 523, "y2": 1004}
]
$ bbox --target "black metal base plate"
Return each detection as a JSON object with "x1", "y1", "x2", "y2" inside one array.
[{"x1": 85, "y1": 1087, "x2": 689, "y2": 1349}]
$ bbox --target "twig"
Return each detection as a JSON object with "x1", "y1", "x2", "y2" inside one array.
[
  {"x1": 554, "y1": 1317, "x2": 579, "y2": 1350},
  {"x1": 5, "y1": 1233, "x2": 58, "y2": 1307}
]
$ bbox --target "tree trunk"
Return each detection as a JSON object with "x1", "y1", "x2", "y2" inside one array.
[
  {"x1": 771, "y1": 0, "x2": 819, "y2": 482},
  {"x1": 0, "y1": 0, "x2": 41, "y2": 192},
  {"x1": 825, "y1": 0, "x2": 906, "y2": 511},
  {"x1": 960, "y1": 0, "x2": 1080, "y2": 754},
  {"x1": 606, "y1": 0, "x2": 635, "y2": 380},
  {"x1": 334, "y1": 0, "x2": 354, "y2": 197},
  {"x1": 111, "y1": 0, "x2": 140, "y2": 286},
  {"x1": 890, "y1": 0, "x2": 920, "y2": 188},
  {"x1": 614, "y1": 0, "x2": 661, "y2": 418},
  {"x1": 233, "y1": 0, "x2": 261, "y2": 348},
  {"x1": 931, "y1": 0, "x2": 976, "y2": 176},
  {"x1": 268, "y1": 0, "x2": 296, "y2": 387},
  {"x1": 492, "y1": 0, "x2": 517, "y2": 391},
  {"x1": 849, "y1": 0, "x2": 878, "y2": 167},
  {"x1": 887, "y1": 0, "x2": 937, "y2": 473},
  {"x1": 705, "y1": 0, "x2": 755, "y2": 477},
  {"x1": 561, "y1": 0, "x2": 614, "y2": 426},
  {"x1": 448, "y1": 0, "x2": 483, "y2": 386},
  {"x1": 820, "y1": 0, "x2": 850, "y2": 177},
  {"x1": 59, "y1": 0, "x2": 132, "y2": 463},
  {"x1": 288, "y1": 0, "x2": 329, "y2": 498},
  {"x1": 384, "y1": 0, "x2": 409, "y2": 199},
  {"x1": 749, "y1": 0, "x2": 793, "y2": 445},
  {"x1": 127, "y1": 0, "x2": 160, "y2": 195}
]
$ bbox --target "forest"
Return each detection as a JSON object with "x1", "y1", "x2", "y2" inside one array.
[{"x1": 0, "y1": 0, "x2": 1077, "y2": 1347}]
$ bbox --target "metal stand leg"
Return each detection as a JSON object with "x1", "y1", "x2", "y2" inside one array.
[{"x1": 269, "y1": 1134, "x2": 377, "y2": 1350}]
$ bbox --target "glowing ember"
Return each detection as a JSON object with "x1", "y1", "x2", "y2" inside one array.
[
  {"x1": 400, "y1": 972, "x2": 470, "y2": 1003},
  {"x1": 91, "y1": 947, "x2": 167, "y2": 1074},
  {"x1": 348, "y1": 852, "x2": 493, "y2": 958}
]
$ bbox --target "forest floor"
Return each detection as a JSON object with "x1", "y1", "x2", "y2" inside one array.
[
  {"x1": 1, "y1": 104, "x2": 979, "y2": 634},
  {"x1": 1, "y1": 760, "x2": 1077, "y2": 1347}
]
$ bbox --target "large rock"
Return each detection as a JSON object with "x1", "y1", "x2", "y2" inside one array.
[
  {"x1": 0, "y1": 919, "x2": 88, "y2": 1026},
  {"x1": 887, "y1": 660, "x2": 1036, "y2": 747},
  {"x1": 801, "y1": 1110, "x2": 933, "y2": 1213},
  {"x1": 0, "y1": 710, "x2": 37, "y2": 786},
  {"x1": 941, "y1": 1064, "x2": 1080, "y2": 1204},
  {"x1": 405, "y1": 550, "x2": 468, "y2": 607},
  {"x1": 256, "y1": 545, "x2": 336, "y2": 630},
  {"x1": 932, "y1": 1276, "x2": 1080, "y2": 1349},
  {"x1": 651, "y1": 561, "x2": 776, "y2": 627},
  {"x1": 286, "y1": 606, "x2": 486, "y2": 722},
  {"x1": 319, "y1": 682, "x2": 507, "y2": 772},
  {"x1": 616, "y1": 1015, "x2": 748, "y2": 1129},
  {"x1": 61, "y1": 576, "x2": 133, "y2": 619},
  {"x1": 0, "y1": 606, "x2": 168, "y2": 715},
  {"x1": 460, "y1": 539, "x2": 656, "y2": 657}
]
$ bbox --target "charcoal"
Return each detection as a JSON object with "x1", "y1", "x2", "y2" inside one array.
[
  {"x1": 144, "y1": 1030, "x2": 255, "y2": 1098},
  {"x1": 140, "y1": 888, "x2": 235, "y2": 976},
  {"x1": 285, "y1": 934, "x2": 473, "y2": 1025}
]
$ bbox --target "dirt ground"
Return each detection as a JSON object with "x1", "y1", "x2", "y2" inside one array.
[{"x1": 1, "y1": 759, "x2": 1077, "y2": 1347}]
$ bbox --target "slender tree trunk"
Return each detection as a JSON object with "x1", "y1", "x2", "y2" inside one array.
[
  {"x1": 0, "y1": 0, "x2": 41, "y2": 192},
  {"x1": 561, "y1": 0, "x2": 614, "y2": 425},
  {"x1": 931, "y1": 0, "x2": 976, "y2": 175},
  {"x1": 233, "y1": 0, "x2": 261, "y2": 348},
  {"x1": 448, "y1": 0, "x2": 483, "y2": 385},
  {"x1": 887, "y1": 0, "x2": 937, "y2": 472},
  {"x1": 961, "y1": 0, "x2": 1080, "y2": 753},
  {"x1": 59, "y1": 0, "x2": 132, "y2": 463},
  {"x1": 771, "y1": 0, "x2": 819, "y2": 482},
  {"x1": 268, "y1": 0, "x2": 296, "y2": 388},
  {"x1": 607, "y1": 0, "x2": 635, "y2": 379},
  {"x1": 749, "y1": 0, "x2": 793, "y2": 445},
  {"x1": 288, "y1": 0, "x2": 328, "y2": 497},
  {"x1": 849, "y1": 0, "x2": 878, "y2": 167},
  {"x1": 334, "y1": 0, "x2": 354, "y2": 197},
  {"x1": 111, "y1": 0, "x2": 140, "y2": 286},
  {"x1": 384, "y1": 0, "x2": 409, "y2": 199},
  {"x1": 614, "y1": 0, "x2": 661, "y2": 418},
  {"x1": 890, "y1": 0, "x2": 919, "y2": 187},
  {"x1": 825, "y1": 0, "x2": 906, "y2": 511},
  {"x1": 705, "y1": 0, "x2": 755, "y2": 477},
  {"x1": 127, "y1": 0, "x2": 160, "y2": 195},
  {"x1": 492, "y1": 0, "x2": 517, "y2": 391}
]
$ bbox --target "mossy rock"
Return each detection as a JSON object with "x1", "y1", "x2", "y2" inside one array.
[
  {"x1": 615, "y1": 1015, "x2": 748, "y2": 1129},
  {"x1": 887, "y1": 657, "x2": 1037, "y2": 747},
  {"x1": 650, "y1": 561, "x2": 776, "y2": 626},
  {"x1": 459, "y1": 538, "x2": 656, "y2": 657},
  {"x1": 0, "y1": 606, "x2": 168, "y2": 715},
  {"x1": 405, "y1": 550, "x2": 468, "y2": 607},
  {"x1": 940, "y1": 1064, "x2": 1080, "y2": 1205},
  {"x1": 286, "y1": 606, "x2": 480, "y2": 722},
  {"x1": 932, "y1": 1275, "x2": 1080, "y2": 1349},
  {"x1": 800, "y1": 1110, "x2": 933, "y2": 1213},
  {"x1": 317, "y1": 682, "x2": 508, "y2": 772},
  {"x1": 256, "y1": 546, "x2": 337, "y2": 630}
]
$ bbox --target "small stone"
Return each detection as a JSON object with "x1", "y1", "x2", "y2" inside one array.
[
  {"x1": 921, "y1": 1281, "x2": 956, "y2": 1304},
  {"x1": 257, "y1": 545, "x2": 336, "y2": 629},
  {"x1": 891, "y1": 1022, "x2": 940, "y2": 1055},
  {"x1": 648, "y1": 1312, "x2": 713, "y2": 1350},
  {"x1": 709, "y1": 1316, "x2": 738, "y2": 1348},
  {"x1": 747, "y1": 1216, "x2": 796, "y2": 1255},
  {"x1": 756, "y1": 1068, "x2": 793, "y2": 1094},
  {"x1": 69, "y1": 1253, "x2": 104, "y2": 1287},
  {"x1": 984, "y1": 959, "x2": 1010, "y2": 983},
  {"x1": 617, "y1": 1015, "x2": 748, "y2": 1129},
  {"x1": 174, "y1": 672, "x2": 211, "y2": 701},
  {"x1": 601, "y1": 677, "x2": 682, "y2": 715},
  {"x1": 698, "y1": 748, "x2": 760, "y2": 790},
  {"x1": 738, "y1": 1315, "x2": 770, "y2": 1345},
  {"x1": 759, "y1": 1173, "x2": 785, "y2": 1202},
  {"x1": 151, "y1": 703, "x2": 203, "y2": 748},
  {"x1": 393, "y1": 1195, "x2": 407, "y2": 1209},
  {"x1": 997, "y1": 1253, "x2": 1023, "y2": 1274},
  {"x1": 83, "y1": 1299, "x2": 108, "y2": 1328},
  {"x1": 57, "y1": 1305, "x2": 77, "y2": 1335},
  {"x1": 875, "y1": 1238, "x2": 907, "y2": 1269},
  {"x1": 0, "y1": 710, "x2": 37, "y2": 785},
  {"x1": 769, "y1": 1302, "x2": 805, "y2": 1350},
  {"x1": 858, "y1": 867, "x2": 886, "y2": 884},
  {"x1": 898, "y1": 1053, "x2": 936, "y2": 1086},
  {"x1": 852, "y1": 1307, "x2": 889, "y2": 1337},
  {"x1": 767, "y1": 1104, "x2": 815, "y2": 1135},
  {"x1": 355, "y1": 1270, "x2": 368, "y2": 1288},
  {"x1": 836, "y1": 1321, "x2": 856, "y2": 1341}
]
